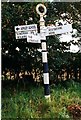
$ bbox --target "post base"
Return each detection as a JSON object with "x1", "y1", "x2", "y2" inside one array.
[
  {"x1": 45, "y1": 95, "x2": 50, "y2": 98},
  {"x1": 45, "y1": 95, "x2": 51, "y2": 102}
]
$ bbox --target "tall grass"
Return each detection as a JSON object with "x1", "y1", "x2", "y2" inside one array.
[{"x1": 2, "y1": 80, "x2": 81, "y2": 119}]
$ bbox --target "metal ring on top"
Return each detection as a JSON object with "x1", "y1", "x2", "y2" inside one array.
[{"x1": 36, "y1": 4, "x2": 47, "y2": 16}]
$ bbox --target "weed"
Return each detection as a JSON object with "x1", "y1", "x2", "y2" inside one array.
[{"x1": 2, "y1": 80, "x2": 81, "y2": 119}]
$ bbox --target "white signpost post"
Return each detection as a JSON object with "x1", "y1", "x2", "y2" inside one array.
[{"x1": 15, "y1": 4, "x2": 72, "y2": 99}]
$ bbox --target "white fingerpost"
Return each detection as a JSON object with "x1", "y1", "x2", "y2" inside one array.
[
  {"x1": 14, "y1": 3, "x2": 72, "y2": 99},
  {"x1": 36, "y1": 4, "x2": 50, "y2": 98}
]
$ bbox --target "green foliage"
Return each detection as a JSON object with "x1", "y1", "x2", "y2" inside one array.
[
  {"x1": 2, "y1": 81, "x2": 81, "y2": 119},
  {"x1": 2, "y1": 2, "x2": 81, "y2": 81},
  {"x1": 2, "y1": 2, "x2": 41, "y2": 71},
  {"x1": 2, "y1": 2, "x2": 81, "y2": 119}
]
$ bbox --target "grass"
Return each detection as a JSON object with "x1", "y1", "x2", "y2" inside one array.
[{"x1": 2, "y1": 80, "x2": 81, "y2": 119}]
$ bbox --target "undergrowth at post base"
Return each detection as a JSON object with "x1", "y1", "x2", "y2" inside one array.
[{"x1": 2, "y1": 80, "x2": 81, "y2": 119}]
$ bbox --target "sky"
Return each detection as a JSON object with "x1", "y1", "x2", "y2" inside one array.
[
  {"x1": 56, "y1": 19, "x2": 81, "y2": 53},
  {"x1": 47, "y1": 0, "x2": 80, "y2": 1},
  {"x1": 59, "y1": 31, "x2": 80, "y2": 53},
  {"x1": 37, "y1": 32, "x2": 80, "y2": 53}
]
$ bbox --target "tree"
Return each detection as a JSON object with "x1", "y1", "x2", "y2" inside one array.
[{"x1": 2, "y1": 2, "x2": 81, "y2": 82}]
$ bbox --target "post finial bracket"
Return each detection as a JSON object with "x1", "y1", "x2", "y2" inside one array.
[{"x1": 36, "y1": 4, "x2": 47, "y2": 16}]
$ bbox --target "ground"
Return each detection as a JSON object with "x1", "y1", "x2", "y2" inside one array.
[{"x1": 2, "y1": 80, "x2": 81, "y2": 119}]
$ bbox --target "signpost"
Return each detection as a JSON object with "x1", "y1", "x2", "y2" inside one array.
[
  {"x1": 46, "y1": 24, "x2": 72, "y2": 36},
  {"x1": 40, "y1": 24, "x2": 72, "y2": 37},
  {"x1": 27, "y1": 34, "x2": 41, "y2": 43},
  {"x1": 15, "y1": 24, "x2": 37, "y2": 39},
  {"x1": 36, "y1": 4, "x2": 50, "y2": 99},
  {"x1": 15, "y1": 3, "x2": 72, "y2": 99}
]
